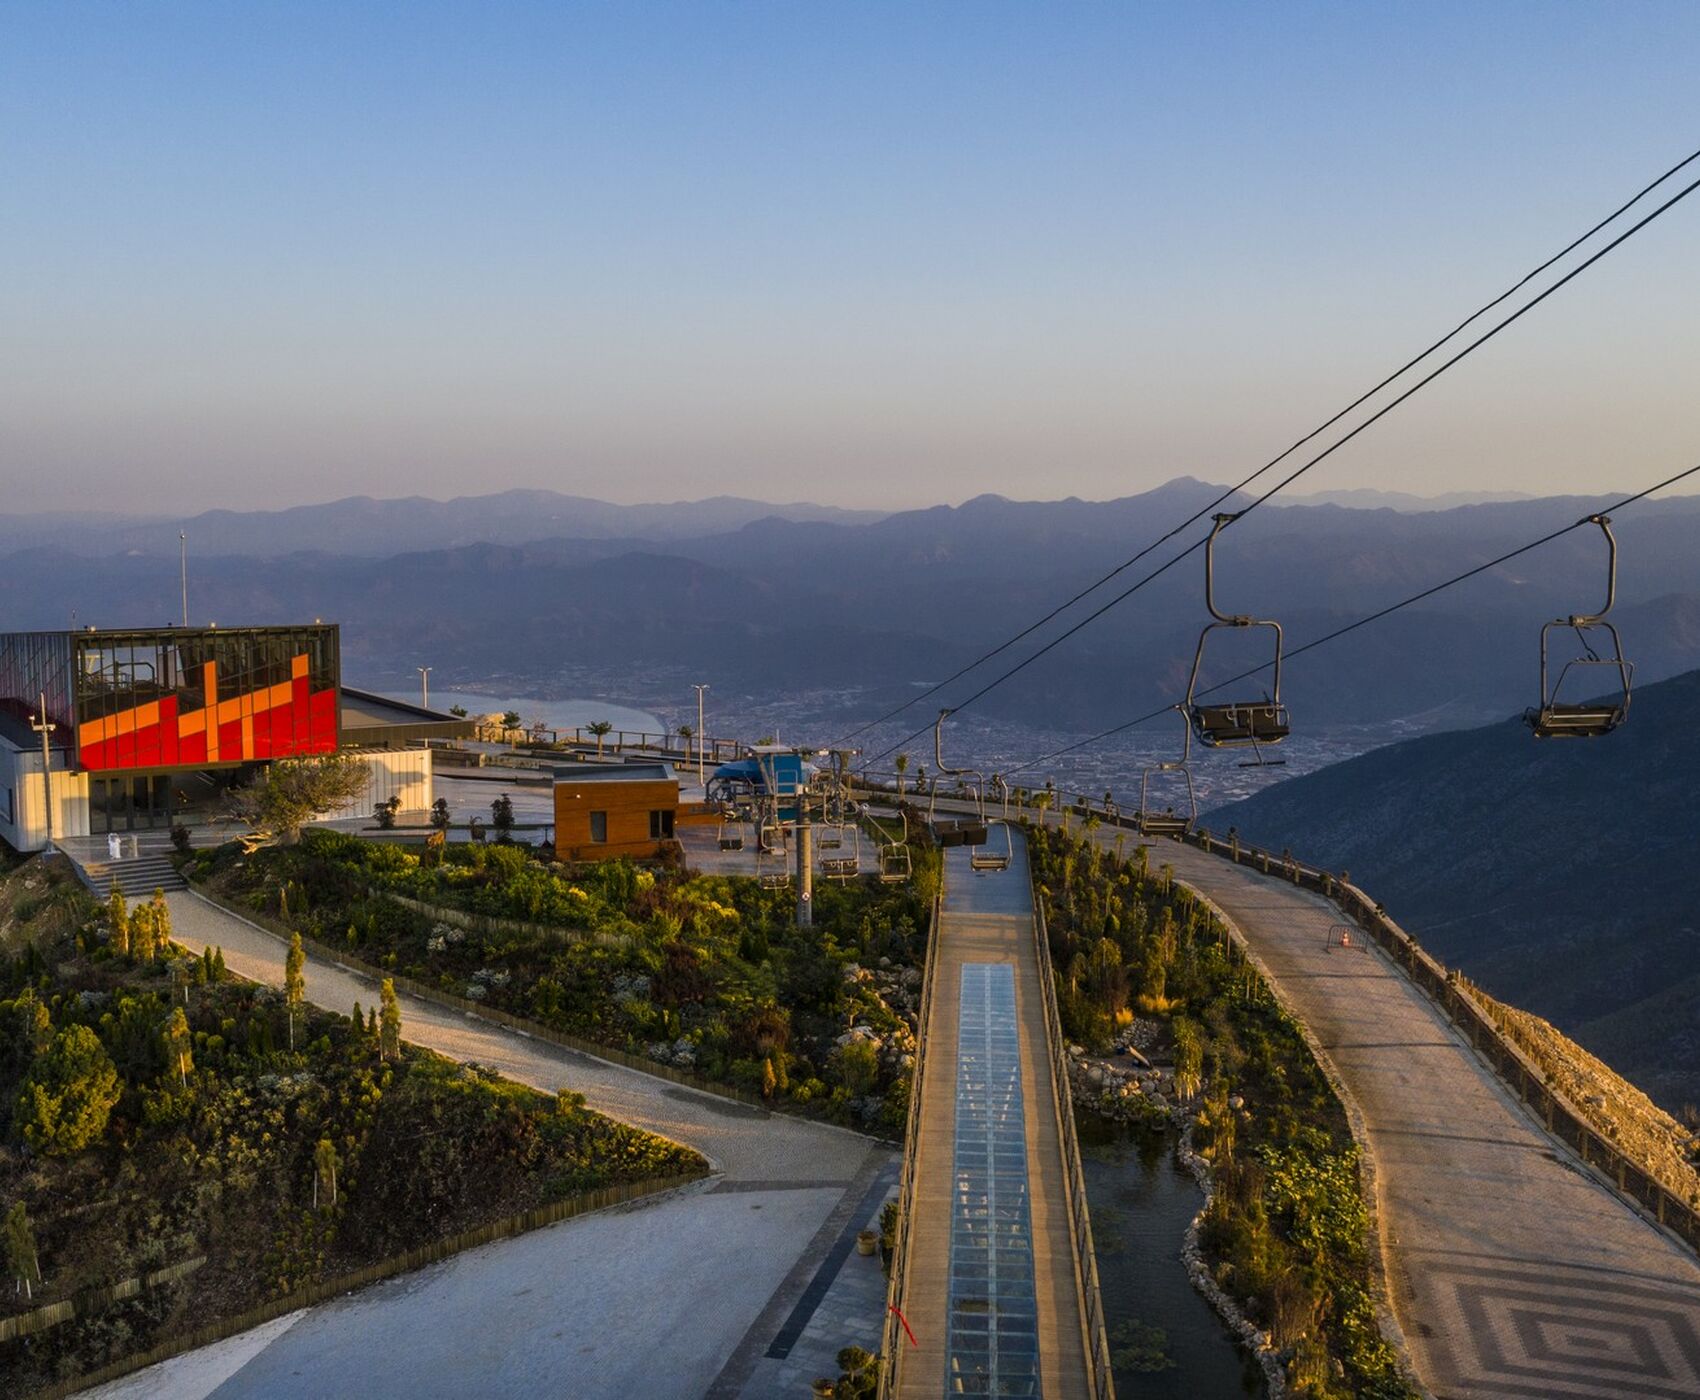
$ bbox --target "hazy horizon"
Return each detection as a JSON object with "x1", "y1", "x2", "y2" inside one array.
[{"x1": 5, "y1": 3, "x2": 1699, "y2": 515}]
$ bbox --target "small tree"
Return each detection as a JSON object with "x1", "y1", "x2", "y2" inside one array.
[
  {"x1": 429, "y1": 798, "x2": 451, "y2": 832},
  {"x1": 761, "y1": 1056, "x2": 778, "y2": 1100},
  {"x1": 162, "y1": 1006, "x2": 193, "y2": 1088},
  {"x1": 284, "y1": 933, "x2": 306, "y2": 1052},
  {"x1": 130, "y1": 902, "x2": 157, "y2": 963},
  {"x1": 588, "y1": 720, "x2": 613, "y2": 758},
  {"x1": 4, "y1": 1202, "x2": 41, "y2": 1301},
  {"x1": 106, "y1": 883, "x2": 130, "y2": 958},
  {"x1": 893, "y1": 753, "x2": 908, "y2": 796},
  {"x1": 213, "y1": 947, "x2": 227, "y2": 980},
  {"x1": 500, "y1": 710, "x2": 522, "y2": 741},
  {"x1": 448, "y1": 704, "x2": 468, "y2": 718},
  {"x1": 226, "y1": 754, "x2": 373, "y2": 846},
  {"x1": 150, "y1": 889, "x2": 173, "y2": 951},
  {"x1": 379, "y1": 978, "x2": 401, "y2": 1061},
  {"x1": 314, "y1": 1137, "x2": 340, "y2": 1208},
  {"x1": 16, "y1": 1025, "x2": 122, "y2": 1156},
  {"x1": 490, "y1": 794, "x2": 515, "y2": 839}
]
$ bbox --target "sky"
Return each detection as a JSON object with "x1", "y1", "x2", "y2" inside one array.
[{"x1": 3, "y1": 2, "x2": 1698, "y2": 515}]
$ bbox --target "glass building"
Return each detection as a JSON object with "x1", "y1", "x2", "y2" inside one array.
[{"x1": 1, "y1": 625, "x2": 341, "y2": 833}]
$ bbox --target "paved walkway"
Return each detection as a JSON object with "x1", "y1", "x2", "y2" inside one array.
[
  {"x1": 1113, "y1": 832, "x2": 1700, "y2": 1400},
  {"x1": 894, "y1": 835, "x2": 1095, "y2": 1399},
  {"x1": 89, "y1": 891, "x2": 891, "y2": 1400}
]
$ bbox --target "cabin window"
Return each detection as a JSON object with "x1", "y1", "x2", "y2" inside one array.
[
  {"x1": 589, "y1": 810, "x2": 608, "y2": 843},
  {"x1": 649, "y1": 809, "x2": 675, "y2": 839}
]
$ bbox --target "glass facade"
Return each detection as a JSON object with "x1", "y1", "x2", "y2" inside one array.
[
  {"x1": 68, "y1": 626, "x2": 340, "y2": 772},
  {"x1": 0, "y1": 632, "x2": 76, "y2": 740}
]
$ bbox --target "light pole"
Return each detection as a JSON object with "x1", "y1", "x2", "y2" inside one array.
[
  {"x1": 179, "y1": 533, "x2": 189, "y2": 628},
  {"x1": 29, "y1": 693, "x2": 56, "y2": 845},
  {"x1": 692, "y1": 683, "x2": 709, "y2": 786},
  {"x1": 417, "y1": 666, "x2": 431, "y2": 709}
]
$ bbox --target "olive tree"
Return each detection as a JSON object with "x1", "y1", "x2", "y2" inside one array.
[{"x1": 226, "y1": 754, "x2": 372, "y2": 847}]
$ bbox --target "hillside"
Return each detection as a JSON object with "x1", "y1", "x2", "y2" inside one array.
[{"x1": 1208, "y1": 667, "x2": 1700, "y2": 1111}]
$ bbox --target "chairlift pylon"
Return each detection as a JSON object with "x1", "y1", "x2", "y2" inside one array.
[
  {"x1": 1525, "y1": 514, "x2": 1633, "y2": 739},
  {"x1": 1183, "y1": 513, "x2": 1291, "y2": 752},
  {"x1": 1139, "y1": 706, "x2": 1198, "y2": 838}
]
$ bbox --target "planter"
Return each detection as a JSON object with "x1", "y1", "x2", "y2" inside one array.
[
  {"x1": 856, "y1": 1229, "x2": 878, "y2": 1257},
  {"x1": 811, "y1": 1381, "x2": 835, "y2": 1399}
]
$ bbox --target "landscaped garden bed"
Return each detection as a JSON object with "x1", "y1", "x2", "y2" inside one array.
[
  {"x1": 188, "y1": 828, "x2": 932, "y2": 1132},
  {"x1": 0, "y1": 858, "x2": 704, "y2": 1397},
  {"x1": 1028, "y1": 824, "x2": 1416, "y2": 1400}
]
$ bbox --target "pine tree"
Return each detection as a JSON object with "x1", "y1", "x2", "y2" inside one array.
[
  {"x1": 162, "y1": 1007, "x2": 193, "y2": 1088},
  {"x1": 351, "y1": 1001, "x2": 364, "y2": 1038},
  {"x1": 130, "y1": 902, "x2": 157, "y2": 963},
  {"x1": 150, "y1": 889, "x2": 173, "y2": 952},
  {"x1": 106, "y1": 883, "x2": 130, "y2": 958},
  {"x1": 4, "y1": 1202, "x2": 41, "y2": 1302},
  {"x1": 379, "y1": 979, "x2": 401, "y2": 1061},
  {"x1": 284, "y1": 934, "x2": 306, "y2": 1052},
  {"x1": 201, "y1": 946, "x2": 215, "y2": 981},
  {"x1": 313, "y1": 1138, "x2": 339, "y2": 1208},
  {"x1": 213, "y1": 947, "x2": 227, "y2": 980}
]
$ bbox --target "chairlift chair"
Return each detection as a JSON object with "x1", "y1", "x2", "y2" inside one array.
[
  {"x1": 929, "y1": 709, "x2": 990, "y2": 847},
  {"x1": 878, "y1": 809, "x2": 912, "y2": 884},
  {"x1": 716, "y1": 805, "x2": 745, "y2": 852},
  {"x1": 819, "y1": 805, "x2": 863, "y2": 881},
  {"x1": 1138, "y1": 707, "x2": 1198, "y2": 838},
  {"x1": 1525, "y1": 514, "x2": 1634, "y2": 739},
  {"x1": 969, "y1": 819, "x2": 1013, "y2": 873},
  {"x1": 756, "y1": 816, "x2": 791, "y2": 890},
  {"x1": 1183, "y1": 514, "x2": 1291, "y2": 751}
]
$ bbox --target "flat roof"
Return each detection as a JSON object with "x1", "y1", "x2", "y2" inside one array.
[
  {"x1": 553, "y1": 762, "x2": 676, "y2": 784},
  {"x1": 341, "y1": 686, "x2": 476, "y2": 744}
]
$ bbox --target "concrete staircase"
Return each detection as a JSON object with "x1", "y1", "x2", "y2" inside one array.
[{"x1": 55, "y1": 835, "x2": 189, "y2": 897}]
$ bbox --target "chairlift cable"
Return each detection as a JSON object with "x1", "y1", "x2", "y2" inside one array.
[
  {"x1": 1003, "y1": 457, "x2": 1700, "y2": 777},
  {"x1": 861, "y1": 168, "x2": 1700, "y2": 766},
  {"x1": 834, "y1": 144, "x2": 1700, "y2": 750}
]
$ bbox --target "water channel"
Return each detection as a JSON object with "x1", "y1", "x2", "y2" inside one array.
[{"x1": 1078, "y1": 1117, "x2": 1264, "y2": 1398}]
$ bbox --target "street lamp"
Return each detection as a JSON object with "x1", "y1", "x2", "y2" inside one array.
[
  {"x1": 417, "y1": 666, "x2": 432, "y2": 709},
  {"x1": 29, "y1": 693, "x2": 56, "y2": 845},
  {"x1": 692, "y1": 683, "x2": 709, "y2": 786}
]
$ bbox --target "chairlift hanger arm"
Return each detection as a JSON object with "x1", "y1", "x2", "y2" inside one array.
[{"x1": 1563, "y1": 514, "x2": 1618, "y2": 626}]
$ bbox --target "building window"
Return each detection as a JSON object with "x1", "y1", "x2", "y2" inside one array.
[
  {"x1": 589, "y1": 811, "x2": 608, "y2": 843},
  {"x1": 649, "y1": 809, "x2": 675, "y2": 840}
]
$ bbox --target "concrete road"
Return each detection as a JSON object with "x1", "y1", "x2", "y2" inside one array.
[
  {"x1": 1120, "y1": 832, "x2": 1700, "y2": 1400},
  {"x1": 85, "y1": 892, "x2": 890, "y2": 1399}
]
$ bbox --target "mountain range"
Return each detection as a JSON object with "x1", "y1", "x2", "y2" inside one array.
[
  {"x1": 2, "y1": 478, "x2": 1698, "y2": 736},
  {"x1": 1208, "y1": 665, "x2": 1700, "y2": 1113}
]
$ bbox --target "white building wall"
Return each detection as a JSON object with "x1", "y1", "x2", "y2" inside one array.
[
  {"x1": 318, "y1": 748, "x2": 434, "y2": 822},
  {"x1": 0, "y1": 743, "x2": 91, "y2": 853}
]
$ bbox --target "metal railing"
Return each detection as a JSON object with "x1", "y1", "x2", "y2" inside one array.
[
  {"x1": 1032, "y1": 896, "x2": 1118, "y2": 1399},
  {"x1": 878, "y1": 891, "x2": 943, "y2": 1399}
]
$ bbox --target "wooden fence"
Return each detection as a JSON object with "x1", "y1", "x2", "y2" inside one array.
[
  {"x1": 1, "y1": 1257, "x2": 205, "y2": 1345},
  {"x1": 23, "y1": 1174, "x2": 700, "y2": 1400}
]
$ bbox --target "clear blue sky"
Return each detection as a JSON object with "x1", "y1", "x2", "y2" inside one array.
[{"x1": 3, "y1": 2, "x2": 1697, "y2": 513}]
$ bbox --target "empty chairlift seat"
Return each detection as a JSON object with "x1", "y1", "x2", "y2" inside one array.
[{"x1": 1525, "y1": 515, "x2": 1633, "y2": 740}]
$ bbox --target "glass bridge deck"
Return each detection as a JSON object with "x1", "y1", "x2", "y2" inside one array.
[{"x1": 945, "y1": 961, "x2": 1039, "y2": 1396}]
